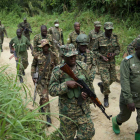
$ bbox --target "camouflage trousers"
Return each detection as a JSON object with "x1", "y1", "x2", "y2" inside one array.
[
  {"x1": 117, "y1": 94, "x2": 140, "y2": 133},
  {"x1": 16, "y1": 57, "x2": 28, "y2": 75},
  {"x1": 59, "y1": 113, "x2": 95, "y2": 140},
  {"x1": 0, "y1": 36, "x2": 3, "y2": 50},
  {"x1": 99, "y1": 64, "x2": 116, "y2": 95},
  {"x1": 36, "y1": 80, "x2": 50, "y2": 115}
]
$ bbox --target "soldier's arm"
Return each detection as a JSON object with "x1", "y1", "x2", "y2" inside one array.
[
  {"x1": 49, "y1": 68, "x2": 69, "y2": 97},
  {"x1": 61, "y1": 30, "x2": 64, "y2": 45},
  {"x1": 114, "y1": 35, "x2": 120, "y2": 55},
  {"x1": 120, "y1": 59, "x2": 133, "y2": 104},
  {"x1": 48, "y1": 28, "x2": 52, "y2": 35},
  {"x1": 90, "y1": 51, "x2": 96, "y2": 80},
  {"x1": 26, "y1": 38, "x2": 33, "y2": 51},
  {"x1": 93, "y1": 38, "x2": 102, "y2": 57},
  {"x1": 127, "y1": 39, "x2": 136, "y2": 55},
  {"x1": 67, "y1": 33, "x2": 72, "y2": 44},
  {"x1": 9, "y1": 39, "x2": 14, "y2": 53},
  {"x1": 88, "y1": 32, "x2": 92, "y2": 50},
  {"x1": 31, "y1": 55, "x2": 38, "y2": 76}
]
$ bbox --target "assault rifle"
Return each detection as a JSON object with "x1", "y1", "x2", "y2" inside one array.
[{"x1": 60, "y1": 63, "x2": 112, "y2": 120}]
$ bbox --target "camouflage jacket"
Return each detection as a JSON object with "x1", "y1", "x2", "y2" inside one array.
[
  {"x1": 77, "y1": 49, "x2": 96, "y2": 80},
  {"x1": 31, "y1": 51, "x2": 58, "y2": 85},
  {"x1": 67, "y1": 30, "x2": 85, "y2": 48},
  {"x1": 48, "y1": 27, "x2": 64, "y2": 45},
  {"x1": 120, "y1": 53, "x2": 140, "y2": 108},
  {"x1": 88, "y1": 30, "x2": 103, "y2": 50},
  {"x1": 9, "y1": 35, "x2": 30, "y2": 57},
  {"x1": 33, "y1": 34, "x2": 53, "y2": 56},
  {"x1": 127, "y1": 35, "x2": 140, "y2": 55},
  {"x1": 93, "y1": 32, "x2": 120, "y2": 65},
  {"x1": 0, "y1": 24, "x2": 6, "y2": 37},
  {"x1": 49, "y1": 60, "x2": 93, "y2": 117},
  {"x1": 18, "y1": 22, "x2": 31, "y2": 35}
]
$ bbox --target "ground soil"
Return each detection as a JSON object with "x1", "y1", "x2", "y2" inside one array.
[{"x1": 0, "y1": 38, "x2": 136, "y2": 140}]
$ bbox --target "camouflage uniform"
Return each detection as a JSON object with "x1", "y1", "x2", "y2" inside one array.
[
  {"x1": 33, "y1": 34, "x2": 53, "y2": 56},
  {"x1": 67, "y1": 30, "x2": 85, "y2": 48},
  {"x1": 112, "y1": 39, "x2": 140, "y2": 139},
  {"x1": 31, "y1": 39, "x2": 58, "y2": 114},
  {"x1": 127, "y1": 35, "x2": 140, "y2": 55},
  {"x1": 48, "y1": 20, "x2": 64, "y2": 62},
  {"x1": 93, "y1": 22, "x2": 120, "y2": 95},
  {"x1": 0, "y1": 24, "x2": 6, "y2": 50},
  {"x1": 9, "y1": 35, "x2": 31, "y2": 75},
  {"x1": 18, "y1": 20, "x2": 32, "y2": 42},
  {"x1": 49, "y1": 45, "x2": 95, "y2": 140},
  {"x1": 88, "y1": 21, "x2": 103, "y2": 50}
]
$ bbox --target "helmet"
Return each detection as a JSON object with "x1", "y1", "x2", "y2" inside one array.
[{"x1": 76, "y1": 34, "x2": 89, "y2": 45}]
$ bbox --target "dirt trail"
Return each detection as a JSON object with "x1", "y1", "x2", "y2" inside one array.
[{"x1": 0, "y1": 38, "x2": 136, "y2": 140}]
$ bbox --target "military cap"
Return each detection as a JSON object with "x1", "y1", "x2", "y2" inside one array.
[
  {"x1": 94, "y1": 21, "x2": 101, "y2": 27},
  {"x1": 59, "y1": 44, "x2": 78, "y2": 57},
  {"x1": 40, "y1": 39, "x2": 52, "y2": 47},
  {"x1": 24, "y1": 17, "x2": 27, "y2": 20},
  {"x1": 135, "y1": 38, "x2": 140, "y2": 48},
  {"x1": 54, "y1": 19, "x2": 59, "y2": 23},
  {"x1": 104, "y1": 22, "x2": 114, "y2": 30},
  {"x1": 137, "y1": 35, "x2": 140, "y2": 38}
]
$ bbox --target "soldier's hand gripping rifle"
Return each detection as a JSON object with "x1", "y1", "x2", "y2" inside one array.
[
  {"x1": 33, "y1": 69, "x2": 39, "y2": 106},
  {"x1": 60, "y1": 63, "x2": 112, "y2": 120},
  {"x1": 9, "y1": 51, "x2": 17, "y2": 61}
]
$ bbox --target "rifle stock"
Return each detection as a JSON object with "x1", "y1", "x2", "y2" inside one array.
[{"x1": 60, "y1": 63, "x2": 112, "y2": 120}]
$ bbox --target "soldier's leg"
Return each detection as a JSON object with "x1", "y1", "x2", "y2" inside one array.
[
  {"x1": 22, "y1": 57, "x2": 29, "y2": 75},
  {"x1": 99, "y1": 66, "x2": 110, "y2": 107},
  {"x1": 110, "y1": 64, "x2": 117, "y2": 85},
  {"x1": 135, "y1": 108, "x2": 140, "y2": 139},
  {"x1": 26, "y1": 34, "x2": 30, "y2": 50},
  {"x1": 0, "y1": 38, "x2": 2, "y2": 52},
  {"x1": 59, "y1": 116, "x2": 77, "y2": 140},
  {"x1": 77, "y1": 113, "x2": 95, "y2": 140}
]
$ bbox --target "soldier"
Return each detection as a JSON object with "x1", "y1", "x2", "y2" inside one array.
[
  {"x1": 31, "y1": 39, "x2": 58, "y2": 126},
  {"x1": 33, "y1": 25, "x2": 53, "y2": 56},
  {"x1": 9, "y1": 29, "x2": 33, "y2": 83},
  {"x1": 88, "y1": 21, "x2": 103, "y2": 50},
  {"x1": 127, "y1": 34, "x2": 140, "y2": 55},
  {"x1": 76, "y1": 34, "x2": 96, "y2": 80},
  {"x1": 112, "y1": 39, "x2": 140, "y2": 140},
  {"x1": 0, "y1": 20, "x2": 8, "y2": 52},
  {"x1": 49, "y1": 44, "x2": 95, "y2": 140},
  {"x1": 18, "y1": 18, "x2": 32, "y2": 43},
  {"x1": 67, "y1": 22, "x2": 85, "y2": 48},
  {"x1": 93, "y1": 22, "x2": 120, "y2": 107}
]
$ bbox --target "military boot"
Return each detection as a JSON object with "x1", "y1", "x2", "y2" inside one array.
[
  {"x1": 135, "y1": 133, "x2": 140, "y2": 140},
  {"x1": 19, "y1": 76, "x2": 23, "y2": 83},
  {"x1": 98, "y1": 82, "x2": 103, "y2": 93},
  {"x1": 104, "y1": 95, "x2": 109, "y2": 107},
  {"x1": 39, "y1": 107, "x2": 45, "y2": 113},
  {"x1": 46, "y1": 115, "x2": 51, "y2": 127},
  {"x1": 112, "y1": 116, "x2": 120, "y2": 134}
]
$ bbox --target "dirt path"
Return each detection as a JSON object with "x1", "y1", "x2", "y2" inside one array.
[{"x1": 0, "y1": 38, "x2": 136, "y2": 140}]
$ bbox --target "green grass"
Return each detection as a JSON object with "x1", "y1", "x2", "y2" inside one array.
[
  {"x1": 1, "y1": 10, "x2": 140, "y2": 64},
  {"x1": 0, "y1": 65, "x2": 62, "y2": 140}
]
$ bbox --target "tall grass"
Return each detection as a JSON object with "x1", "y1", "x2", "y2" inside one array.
[{"x1": 0, "y1": 65, "x2": 62, "y2": 140}]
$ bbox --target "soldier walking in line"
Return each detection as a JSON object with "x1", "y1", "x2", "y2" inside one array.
[
  {"x1": 49, "y1": 44, "x2": 95, "y2": 140},
  {"x1": 93, "y1": 22, "x2": 120, "y2": 107},
  {"x1": 9, "y1": 29, "x2": 33, "y2": 83},
  {"x1": 31, "y1": 39, "x2": 58, "y2": 126},
  {"x1": 112, "y1": 39, "x2": 140, "y2": 140},
  {"x1": 33, "y1": 25, "x2": 53, "y2": 56},
  {"x1": 67, "y1": 22, "x2": 85, "y2": 48}
]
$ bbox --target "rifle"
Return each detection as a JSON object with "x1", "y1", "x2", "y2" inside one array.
[
  {"x1": 53, "y1": 39, "x2": 61, "y2": 49},
  {"x1": 33, "y1": 70, "x2": 39, "y2": 106},
  {"x1": 60, "y1": 63, "x2": 112, "y2": 120},
  {"x1": 9, "y1": 51, "x2": 17, "y2": 61}
]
